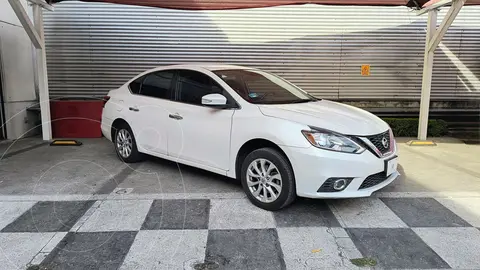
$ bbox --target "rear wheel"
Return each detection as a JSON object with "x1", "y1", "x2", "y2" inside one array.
[
  {"x1": 240, "y1": 147, "x2": 296, "y2": 211},
  {"x1": 113, "y1": 123, "x2": 143, "y2": 163}
]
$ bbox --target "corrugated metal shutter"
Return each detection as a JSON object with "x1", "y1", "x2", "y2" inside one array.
[{"x1": 44, "y1": 2, "x2": 480, "y2": 100}]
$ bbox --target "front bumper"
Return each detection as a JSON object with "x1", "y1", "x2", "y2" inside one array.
[{"x1": 282, "y1": 144, "x2": 399, "y2": 199}]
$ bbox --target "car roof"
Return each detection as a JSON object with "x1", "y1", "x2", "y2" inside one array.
[
  {"x1": 129, "y1": 64, "x2": 256, "y2": 83},
  {"x1": 157, "y1": 63, "x2": 252, "y2": 71}
]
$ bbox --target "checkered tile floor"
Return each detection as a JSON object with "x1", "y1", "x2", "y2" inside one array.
[{"x1": 1, "y1": 196, "x2": 480, "y2": 270}]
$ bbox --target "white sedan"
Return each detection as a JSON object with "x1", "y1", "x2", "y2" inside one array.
[{"x1": 101, "y1": 64, "x2": 399, "y2": 210}]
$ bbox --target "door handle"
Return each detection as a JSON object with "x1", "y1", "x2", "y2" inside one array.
[
  {"x1": 129, "y1": 107, "x2": 139, "y2": 112},
  {"x1": 169, "y1": 113, "x2": 183, "y2": 120}
]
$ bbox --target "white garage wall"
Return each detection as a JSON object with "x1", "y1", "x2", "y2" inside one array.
[{"x1": 0, "y1": 0, "x2": 38, "y2": 139}]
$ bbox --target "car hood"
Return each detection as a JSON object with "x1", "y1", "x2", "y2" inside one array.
[{"x1": 258, "y1": 100, "x2": 389, "y2": 136}]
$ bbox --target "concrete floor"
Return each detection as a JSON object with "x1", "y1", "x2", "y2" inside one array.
[
  {"x1": 1, "y1": 137, "x2": 479, "y2": 196},
  {"x1": 0, "y1": 137, "x2": 241, "y2": 196},
  {"x1": 1, "y1": 137, "x2": 480, "y2": 270},
  {"x1": 385, "y1": 137, "x2": 480, "y2": 193}
]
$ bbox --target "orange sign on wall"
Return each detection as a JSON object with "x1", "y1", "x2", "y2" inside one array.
[{"x1": 361, "y1": 65, "x2": 371, "y2": 76}]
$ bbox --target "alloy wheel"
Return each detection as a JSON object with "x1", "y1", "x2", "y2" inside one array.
[
  {"x1": 116, "y1": 129, "x2": 133, "y2": 158},
  {"x1": 246, "y1": 158, "x2": 282, "y2": 203}
]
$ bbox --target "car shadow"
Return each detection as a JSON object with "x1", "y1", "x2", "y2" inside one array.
[{"x1": 143, "y1": 154, "x2": 242, "y2": 188}]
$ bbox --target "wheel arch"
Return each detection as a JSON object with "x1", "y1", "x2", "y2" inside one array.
[
  {"x1": 234, "y1": 138, "x2": 292, "y2": 180},
  {"x1": 111, "y1": 118, "x2": 130, "y2": 142}
]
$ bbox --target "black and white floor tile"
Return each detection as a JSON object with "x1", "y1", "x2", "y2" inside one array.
[{"x1": 1, "y1": 196, "x2": 480, "y2": 269}]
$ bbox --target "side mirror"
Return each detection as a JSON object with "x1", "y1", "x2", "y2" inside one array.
[{"x1": 201, "y1": 93, "x2": 227, "y2": 107}]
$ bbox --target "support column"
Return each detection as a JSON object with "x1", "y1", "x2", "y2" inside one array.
[
  {"x1": 33, "y1": 4, "x2": 52, "y2": 140},
  {"x1": 417, "y1": 10, "x2": 437, "y2": 141}
]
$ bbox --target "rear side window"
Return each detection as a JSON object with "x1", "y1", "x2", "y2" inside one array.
[
  {"x1": 176, "y1": 70, "x2": 226, "y2": 106},
  {"x1": 140, "y1": 70, "x2": 175, "y2": 99},
  {"x1": 129, "y1": 76, "x2": 144, "y2": 94}
]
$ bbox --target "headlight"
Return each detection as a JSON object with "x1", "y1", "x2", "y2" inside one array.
[{"x1": 302, "y1": 129, "x2": 365, "y2": 154}]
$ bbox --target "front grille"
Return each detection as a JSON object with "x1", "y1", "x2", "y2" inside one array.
[
  {"x1": 366, "y1": 130, "x2": 391, "y2": 155},
  {"x1": 359, "y1": 172, "x2": 388, "y2": 189}
]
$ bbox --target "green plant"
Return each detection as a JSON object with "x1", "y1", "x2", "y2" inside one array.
[
  {"x1": 350, "y1": 257, "x2": 377, "y2": 267},
  {"x1": 382, "y1": 118, "x2": 448, "y2": 137}
]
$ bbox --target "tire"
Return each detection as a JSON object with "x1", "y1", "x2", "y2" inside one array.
[
  {"x1": 113, "y1": 122, "x2": 144, "y2": 163},
  {"x1": 240, "y1": 147, "x2": 296, "y2": 211}
]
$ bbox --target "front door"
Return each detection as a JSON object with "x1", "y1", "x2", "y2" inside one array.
[{"x1": 167, "y1": 69, "x2": 235, "y2": 171}]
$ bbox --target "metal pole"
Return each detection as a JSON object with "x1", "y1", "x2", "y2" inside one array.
[
  {"x1": 33, "y1": 4, "x2": 52, "y2": 140},
  {"x1": 428, "y1": 0, "x2": 465, "y2": 53},
  {"x1": 7, "y1": 0, "x2": 42, "y2": 49},
  {"x1": 418, "y1": 10, "x2": 437, "y2": 140}
]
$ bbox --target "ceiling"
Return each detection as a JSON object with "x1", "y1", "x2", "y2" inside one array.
[{"x1": 46, "y1": 0, "x2": 480, "y2": 10}]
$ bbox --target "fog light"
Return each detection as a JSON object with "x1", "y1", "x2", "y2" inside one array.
[{"x1": 333, "y1": 179, "x2": 347, "y2": 191}]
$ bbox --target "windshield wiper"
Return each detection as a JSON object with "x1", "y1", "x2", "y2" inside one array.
[{"x1": 289, "y1": 99, "x2": 315, "y2": 104}]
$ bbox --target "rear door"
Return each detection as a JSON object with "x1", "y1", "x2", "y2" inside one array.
[
  {"x1": 167, "y1": 69, "x2": 235, "y2": 171},
  {"x1": 126, "y1": 70, "x2": 175, "y2": 155}
]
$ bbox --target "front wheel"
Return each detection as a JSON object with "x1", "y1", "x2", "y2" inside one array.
[{"x1": 240, "y1": 148, "x2": 296, "y2": 211}]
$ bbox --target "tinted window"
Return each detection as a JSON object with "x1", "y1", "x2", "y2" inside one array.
[
  {"x1": 213, "y1": 69, "x2": 316, "y2": 104},
  {"x1": 140, "y1": 70, "x2": 174, "y2": 99},
  {"x1": 129, "y1": 76, "x2": 144, "y2": 94},
  {"x1": 176, "y1": 70, "x2": 227, "y2": 106}
]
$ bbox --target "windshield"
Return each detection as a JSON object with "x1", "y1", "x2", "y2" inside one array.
[{"x1": 213, "y1": 69, "x2": 317, "y2": 104}]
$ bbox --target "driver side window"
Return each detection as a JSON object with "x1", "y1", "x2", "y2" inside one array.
[{"x1": 176, "y1": 70, "x2": 234, "y2": 106}]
